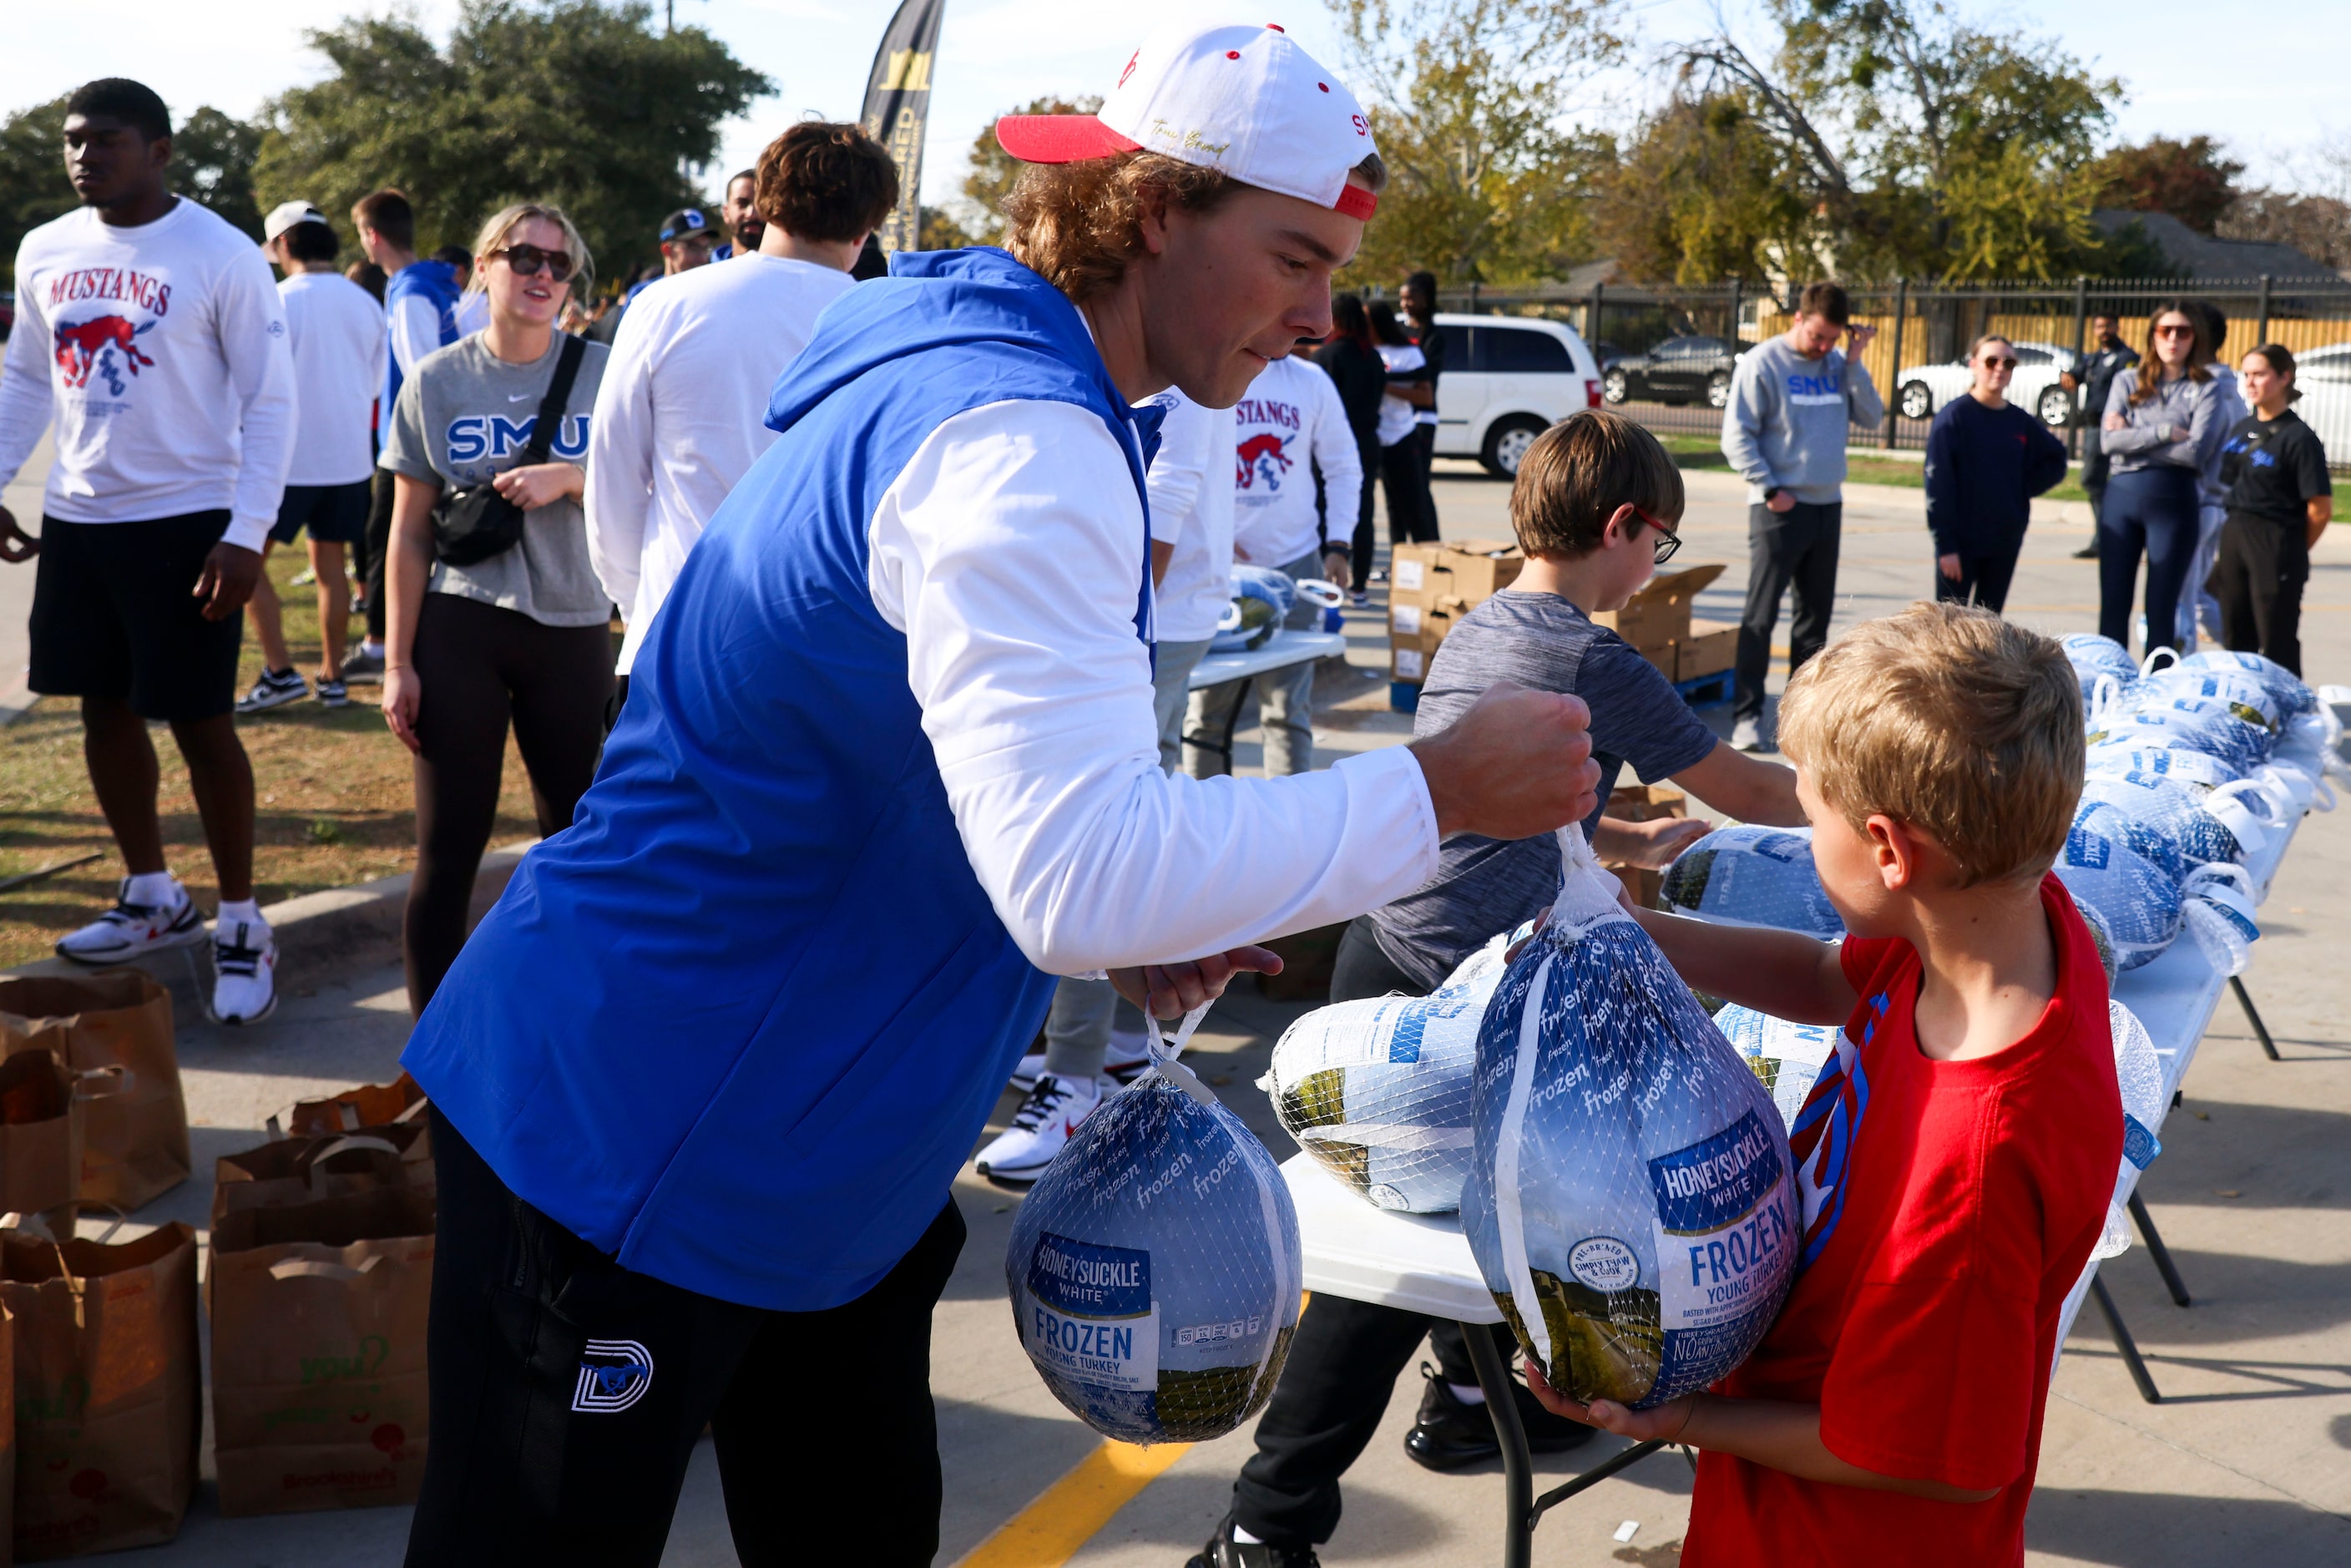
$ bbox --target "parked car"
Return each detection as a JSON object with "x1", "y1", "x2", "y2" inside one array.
[
  {"x1": 1894, "y1": 339, "x2": 2079, "y2": 427},
  {"x1": 2285, "y1": 341, "x2": 2351, "y2": 459},
  {"x1": 1424, "y1": 313, "x2": 1604, "y2": 478},
  {"x1": 1601, "y1": 334, "x2": 1745, "y2": 409}
]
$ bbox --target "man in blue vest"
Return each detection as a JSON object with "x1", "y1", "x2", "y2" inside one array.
[
  {"x1": 399, "y1": 23, "x2": 1603, "y2": 1565},
  {"x1": 346, "y1": 187, "x2": 461, "y2": 680}
]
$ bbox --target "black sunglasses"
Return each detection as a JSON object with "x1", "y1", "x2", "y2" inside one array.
[
  {"x1": 492, "y1": 242, "x2": 575, "y2": 283},
  {"x1": 1980, "y1": 356, "x2": 2020, "y2": 370},
  {"x1": 1625, "y1": 505, "x2": 1681, "y2": 563}
]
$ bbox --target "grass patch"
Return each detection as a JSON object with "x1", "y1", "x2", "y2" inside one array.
[
  {"x1": 0, "y1": 548, "x2": 571, "y2": 971},
  {"x1": 1655, "y1": 432, "x2": 2090, "y2": 502}
]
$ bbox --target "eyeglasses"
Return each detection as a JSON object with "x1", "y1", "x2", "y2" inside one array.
[
  {"x1": 1979, "y1": 357, "x2": 2019, "y2": 370},
  {"x1": 491, "y1": 243, "x2": 574, "y2": 282},
  {"x1": 2154, "y1": 323, "x2": 2197, "y2": 339},
  {"x1": 1625, "y1": 506, "x2": 1681, "y2": 564}
]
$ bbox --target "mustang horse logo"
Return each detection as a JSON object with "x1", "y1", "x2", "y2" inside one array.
[
  {"x1": 1236, "y1": 432, "x2": 1293, "y2": 492},
  {"x1": 54, "y1": 314, "x2": 156, "y2": 395}
]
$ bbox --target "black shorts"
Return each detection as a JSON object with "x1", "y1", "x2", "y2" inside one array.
[
  {"x1": 28, "y1": 511, "x2": 245, "y2": 721},
  {"x1": 270, "y1": 479, "x2": 372, "y2": 546}
]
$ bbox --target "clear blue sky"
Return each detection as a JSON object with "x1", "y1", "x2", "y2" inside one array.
[{"x1": 3, "y1": 0, "x2": 2342, "y2": 212}]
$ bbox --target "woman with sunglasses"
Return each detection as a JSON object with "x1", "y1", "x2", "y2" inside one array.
[
  {"x1": 377, "y1": 203, "x2": 614, "y2": 1014},
  {"x1": 1922, "y1": 334, "x2": 2070, "y2": 614},
  {"x1": 2100, "y1": 301, "x2": 2229, "y2": 653}
]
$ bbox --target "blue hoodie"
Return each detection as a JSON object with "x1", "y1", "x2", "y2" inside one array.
[
  {"x1": 382, "y1": 257, "x2": 463, "y2": 417},
  {"x1": 402, "y1": 249, "x2": 1159, "y2": 1311}
]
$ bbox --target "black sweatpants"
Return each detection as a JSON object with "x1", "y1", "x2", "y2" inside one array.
[
  {"x1": 1734, "y1": 500, "x2": 1842, "y2": 724},
  {"x1": 407, "y1": 1107, "x2": 965, "y2": 1567},
  {"x1": 1932, "y1": 538, "x2": 2023, "y2": 614},
  {"x1": 2208, "y1": 512, "x2": 2310, "y2": 676},
  {"x1": 1408, "y1": 422, "x2": 1441, "y2": 537},
  {"x1": 364, "y1": 468, "x2": 395, "y2": 641},
  {"x1": 1349, "y1": 438, "x2": 1382, "y2": 591},
  {"x1": 1229, "y1": 915, "x2": 1518, "y2": 1547},
  {"x1": 407, "y1": 593, "x2": 613, "y2": 1014},
  {"x1": 1379, "y1": 438, "x2": 1438, "y2": 549}
]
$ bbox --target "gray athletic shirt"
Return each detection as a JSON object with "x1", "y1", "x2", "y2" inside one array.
[
  {"x1": 380, "y1": 332, "x2": 612, "y2": 628},
  {"x1": 1368, "y1": 589, "x2": 1718, "y2": 989}
]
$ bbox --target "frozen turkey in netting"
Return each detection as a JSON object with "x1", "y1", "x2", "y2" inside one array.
[
  {"x1": 2088, "y1": 695, "x2": 2276, "y2": 776},
  {"x1": 2084, "y1": 741, "x2": 2247, "y2": 794},
  {"x1": 2054, "y1": 822, "x2": 2260, "y2": 974},
  {"x1": 2061, "y1": 634, "x2": 2140, "y2": 717},
  {"x1": 1660, "y1": 826, "x2": 1845, "y2": 938},
  {"x1": 2176, "y1": 650, "x2": 2318, "y2": 717},
  {"x1": 2074, "y1": 771, "x2": 2288, "y2": 879},
  {"x1": 1264, "y1": 928, "x2": 1519, "y2": 1214},
  {"x1": 2106, "y1": 667, "x2": 2286, "y2": 734},
  {"x1": 1713, "y1": 1004, "x2": 1843, "y2": 1135},
  {"x1": 1464, "y1": 832, "x2": 1799, "y2": 1410},
  {"x1": 1006, "y1": 1006, "x2": 1299, "y2": 1444}
]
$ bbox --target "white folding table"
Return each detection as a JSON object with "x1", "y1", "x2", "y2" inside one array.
[{"x1": 1182, "y1": 630, "x2": 1349, "y2": 772}]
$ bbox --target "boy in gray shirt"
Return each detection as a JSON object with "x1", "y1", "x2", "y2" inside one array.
[{"x1": 1721, "y1": 281, "x2": 1882, "y2": 750}]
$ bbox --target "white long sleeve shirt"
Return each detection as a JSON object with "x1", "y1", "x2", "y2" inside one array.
[
  {"x1": 1141, "y1": 389, "x2": 1238, "y2": 645},
  {"x1": 0, "y1": 200, "x2": 296, "y2": 550},
  {"x1": 277, "y1": 270, "x2": 387, "y2": 488},
  {"x1": 586, "y1": 253, "x2": 857, "y2": 671},
  {"x1": 1232, "y1": 353, "x2": 1363, "y2": 569},
  {"x1": 866, "y1": 398, "x2": 1439, "y2": 971}
]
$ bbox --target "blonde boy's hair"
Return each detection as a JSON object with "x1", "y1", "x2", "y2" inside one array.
[
  {"x1": 1509, "y1": 410, "x2": 1685, "y2": 559},
  {"x1": 1776, "y1": 602, "x2": 2082, "y2": 888}
]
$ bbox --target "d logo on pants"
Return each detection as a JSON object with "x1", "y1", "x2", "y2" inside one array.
[{"x1": 573, "y1": 1338, "x2": 656, "y2": 1413}]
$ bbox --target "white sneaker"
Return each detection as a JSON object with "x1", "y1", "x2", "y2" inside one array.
[
  {"x1": 975, "y1": 1073, "x2": 1105, "y2": 1186},
  {"x1": 1008, "y1": 1030, "x2": 1155, "y2": 1093},
  {"x1": 1731, "y1": 717, "x2": 1769, "y2": 753},
  {"x1": 210, "y1": 917, "x2": 279, "y2": 1025},
  {"x1": 55, "y1": 878, "x2": 205, "y2": 963}
]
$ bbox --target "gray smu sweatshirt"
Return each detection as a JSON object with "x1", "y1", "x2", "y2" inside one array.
[{"x1": 1721, "y1": 336, "x2": 1885, "y2": 504}]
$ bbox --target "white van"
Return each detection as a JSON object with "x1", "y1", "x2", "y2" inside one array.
[{"x1": 1423, "y1": 313, "x2": 1605, "y2": 478}]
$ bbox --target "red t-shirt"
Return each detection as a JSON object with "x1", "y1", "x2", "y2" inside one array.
[{"x1": 1683, "y1": 873, "x2": 2121, "y2": 1566}]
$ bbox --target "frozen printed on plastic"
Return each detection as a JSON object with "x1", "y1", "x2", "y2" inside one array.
[
  {"x1": 1264, "y1": 930, "x2": 1517, "y2": 1215},
  {"x1": 1465, "y1": 833, "x2": 1798, "y2": 1410},
  {"x1": 2177, "y1": 650, "x2": 2318, "y2": 717},
  {"x1": 1713, "y1": 1004, "x2": 1843, "y2": 1134},
  {"x1": 1660, "y1": 826, "x2": 1845, "y2": 938},
  {"x1": 1006, "y1": 1006, "x2": 1301, "y2": 1444}
]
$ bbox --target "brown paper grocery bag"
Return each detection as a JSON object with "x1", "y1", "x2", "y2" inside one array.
[
  {"x1": 3, "y1": 1223, "x2": 200, "y2": 1560},
  {"x1": 0, "y1": 975, "x2": 190, "y2": 1210},
  {"x1": 1, "y1": 1301, "x2": 16, "y2": 1565},
  {"x1": 210, "y1": 1130, "x2": 435, "y2": 1255},
  {"x1": 0, "y1": 1055, "x2": 81, "y2": 1222},
  {"x1": 271, "y1": 1073, "x2": 429, "y2": 1143}
]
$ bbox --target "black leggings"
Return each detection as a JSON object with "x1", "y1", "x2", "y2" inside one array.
[
  {"x1": 407, "y1": 593, "x2": 613, "y2": 1014},
  {"x1": 2098, "y1": 466, "x2": 2201, "y2": 654},
  {"x1": 1348, "y1": 438, "x2": 1382, "y2": 591},
  {"x1": 1379, "y1": 438, "x2": 1438, "y2": 549}
]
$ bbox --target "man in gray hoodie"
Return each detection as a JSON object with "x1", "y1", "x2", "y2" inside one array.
[{"x1": 1721, "y1": 281, "x2": 1883, "y2": 750}]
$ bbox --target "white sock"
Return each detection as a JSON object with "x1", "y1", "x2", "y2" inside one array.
[
  {"x1": 215, "y1": 898, "x2": 265, "y2": 930},
  {"x1": 125, "y1": 871, "x2": 182, "y2": 908},
  {"x1": 1231, "y1": 1525, "x2": 1265, "y2": 1545},
  {"x1": 1448, "y1": 1381, "x2": 1487, "y2": 1405},
  {"x1": 363, "y1": 639, "x2": 385, "y2": 658}
]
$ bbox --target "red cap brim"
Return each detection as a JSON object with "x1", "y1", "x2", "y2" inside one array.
[{"x1": 995, "y1": 115, "x2": 1144, "y2": 164}]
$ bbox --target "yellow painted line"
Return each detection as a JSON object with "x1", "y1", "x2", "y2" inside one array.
[{"x1": 953, "y1": 1439, "x2": 1194, "y2": 1568}]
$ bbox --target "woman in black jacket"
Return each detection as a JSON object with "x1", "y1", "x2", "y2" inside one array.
[{"x1": 1317, "y1": 293, "x2": 1388, "y2": 600}]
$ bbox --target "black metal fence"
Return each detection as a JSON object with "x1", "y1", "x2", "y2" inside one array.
[{"x1": 1424, "y1": 276, "x2": 2351, "y2": 468}]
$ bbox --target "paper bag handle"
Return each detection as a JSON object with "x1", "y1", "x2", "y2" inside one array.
[
  {"x1": 270, "y1": 1255, "x2": 385, "y2": 1282},
  {"x1": 70, "y1": 1065, "x2": 132, "y2": 1101},
  {"x1": 301, "y1": 1135, "x2": 403, "y2": 1196}
]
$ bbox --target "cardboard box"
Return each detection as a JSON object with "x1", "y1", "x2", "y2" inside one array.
[
  {"x1": 1606, "y1": 864, "x2": 1664, "y2": 909},
  {"x1": 1676, "y1": 618, "x2": 1738, "y2": 681},
  {"x1": 1389, "y1": 601, "x2": 1466, "y2": 677},
  {"x1": 1590, "y1": 563, "x2": 1725, "y2": 651},
  {"x1": 1390, "y1": 541, "x2": 1522, "y2": 606},
  {"x1": 1391, "y1": 645, "x2": 1426, "y2": 682},
  {"x1": 1602, "y1": 783, "x2": 1686, "y2": 909}
]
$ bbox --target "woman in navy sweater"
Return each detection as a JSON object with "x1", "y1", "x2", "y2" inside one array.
[{"x1": 1923, "y1": 334, "x2": 2070, "y2": 612}]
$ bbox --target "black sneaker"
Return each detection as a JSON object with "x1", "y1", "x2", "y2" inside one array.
[
  {"x1": 1185, "y1": 1515, "x2": 1319, "y2": 1568},
  {"x1": 1402, "y1": 1361, "x2": 1597, "y2": 1472},
  {"x1": 316, "y1": 677, "x2": 350, "y2": 710},
  {"x1": 341, "y1": 646, "x2": 386, "y2": 683},
  {"x1": 2073, "y1": 539, "x2": 2101, "y2": 559},
  {"x1": 235, "y1": 667, "x2": 308, "y2": 715}
]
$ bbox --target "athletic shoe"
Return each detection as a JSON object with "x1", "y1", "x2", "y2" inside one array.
[
  {"x1": 974, "y1": 1072, "x2": 1102, "y2": 1186},
  {"x1": 316, "y1": 677, "x2": 350, "y2": 710},
  {"x1": 1008, "y1": 1029, "x2": 1153, "y2": 1093},
  {"x1": 1731, "y1": 716, "x2": 1769, "y2": 752},
  {"x1": 1350, "y1": 589, "x2": 1369, "y2": 607},
  {"x1": 1401, "y1": 1362, "x2": 1596, "y2": 1472},
  {"x1": 290, "y1": 565, "x2": 317, "y2": 587},
  {"x1": 210, "y1": 917, "x2": 279, "y2": 1025},
  {"x1": 1368, "y1": 568, "x2": 1388, "y2": 583},
  {"x1": 1186, "y1": 1515, "x2": 1320, "y2": 1568},
  {"x1": 235, "y1": 668, "x2": 309, "y2": 715},
  {"x1": 341, "y1": 646, "x2": 386, "y2": 683},
  {"x1": 54, "y1": 878, "x2": 205, "y2": 964}
]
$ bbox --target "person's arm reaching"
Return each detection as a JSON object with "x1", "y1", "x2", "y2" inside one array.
[
  {"x1": 1625, "y1": 905, "x2": 1853, "y2": 1025},
  {"x1": 873, "y1": 400, "x2": 1600, "y2": 977},
  {"x1": 1670, "y1": 740, "x2": 1802, "y2": 827},
  {"x1": 584, "y1": 299, "x2": 658, "y2": 617},
  {"x1": 1721, "y1": 356, "x2": 1776, "y2": 490}
]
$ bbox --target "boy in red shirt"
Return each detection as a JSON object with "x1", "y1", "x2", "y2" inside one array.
[{"x1": 1528, "y1": 600, "x2": 2122, "y2": 1565}]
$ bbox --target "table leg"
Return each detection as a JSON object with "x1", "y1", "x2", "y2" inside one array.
[
  {"x1": 1462, "y1": 1323, "x2": 1534, "y2": 1568},
  {"x1": 2231, "y1": 975, "x2": 2282, "y2": 1061},
  {"x1": 2091, "y1": 1274, "x2": 2161, "y2": 1404},
  {"x1": 2127, "y1": 1191, "x2": 2192, "y2": 1307}
]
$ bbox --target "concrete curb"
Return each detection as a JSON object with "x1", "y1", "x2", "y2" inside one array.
[{"x1": 4, "y1": 840, "x2": 539, "y2": 1018}]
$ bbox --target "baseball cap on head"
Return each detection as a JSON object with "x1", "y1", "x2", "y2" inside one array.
[
  {"x1": 995, "y1": 22, "x2": 1378, "y2": 221},
  {"x1": 660, "y1": 208, "x2": 717, "y2": 242},
  {"x1": 261, "y1": 200, "x2": 328, "y2": 245}
]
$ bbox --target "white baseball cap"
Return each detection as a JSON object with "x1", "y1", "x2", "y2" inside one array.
[
  {"x1": 995, "y1": 21, "x2": 1378, "y2": 221},
  {"x1": 261, "y1": 200, "x2": 329, "y2": 244}
]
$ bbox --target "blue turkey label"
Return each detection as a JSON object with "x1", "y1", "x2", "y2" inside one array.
[
  {"x1": 2121, "y1": 1114, "x2": 2161, "y2": 1170},
  {"x1": 1750, "y1": 833, "x2": 1807, "y2": 863},
  {"x1": 1648, "y1": 1111, "x2": 1783, "y2": 1234},
  {"x1": 1650, "y1": 1113, "x2": 1797, "y2": 1338},
  {"x1": 1023, "y1": 1232, "x2": 1158, "y2": 1393},
  {"x1": 2065, "y1": 827, "x2": 2111, "y2": 869}
]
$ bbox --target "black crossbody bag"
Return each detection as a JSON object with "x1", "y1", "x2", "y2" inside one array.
[{"x1": 432, "y1": 334, "x2": 587, "y2": 567}]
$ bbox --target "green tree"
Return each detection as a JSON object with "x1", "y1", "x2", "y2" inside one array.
[
  {"x1": 254, "y1": 0, "x2": 770, "y2": 291},
  {"x1": 1595, "y1": 93, "x2": 1811, "y2": 284},
  {"x1": 953, "y1": 94, "x2": 1101, "y2": 243},
  {"x1": 2087, "y1": 135, "x2": 2244, "y2": 235},
  {"x1": 1332, "y1": 0, "x2": 1623, "y2": 287},
  {"x1": 1676, "y1": 0, "x2": 2123, "y2": 281},
  {"x1": 2, "y1": 96, "x2": 264, "y2": 285},
  {"x1": 918, "y1": 205, "x2": 974, "y2": 250}
]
